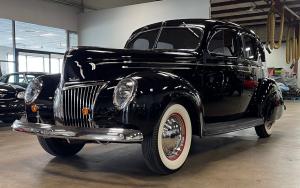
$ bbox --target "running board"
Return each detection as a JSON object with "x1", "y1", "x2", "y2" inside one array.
[{"x1": 203, "y1": 118, "x2": 264, "y2": 136}]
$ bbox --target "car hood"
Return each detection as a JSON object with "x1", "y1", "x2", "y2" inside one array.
[
  {"x1": 0, "y1": 82, "x2": 25, "y2": 92},
  {"x1": 63, "y1": 47, "x2": 199, "y2": 83}
]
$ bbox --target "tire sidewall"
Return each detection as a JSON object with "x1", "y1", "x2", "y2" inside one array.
[{"x1": 157, "y1": 103, "x2": 192, "y2": 171}]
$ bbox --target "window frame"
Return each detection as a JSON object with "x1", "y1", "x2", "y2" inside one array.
[
  {"x1": 125, "y1": 26, "x2": 204, "y2": 51},
  {"x1": 207, "y1": 27, "x2": 239, "y2": 57},
  {"x1": 241, "y1": 33, "x2": 258, "y2": 61}
]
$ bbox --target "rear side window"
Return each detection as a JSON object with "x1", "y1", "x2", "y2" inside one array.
[
  {"x1": 208, "y1": 29, "x2": 237, "y2": 57},
  {"x1": 156, "y1": 28, "x2": 202, "y2": 50},
  {"x1": 243, "y1": 35, "x2": 257, "y2": 60},
  {"x1": 126, "y1": 29, "x2": 159, "y2": 50}
]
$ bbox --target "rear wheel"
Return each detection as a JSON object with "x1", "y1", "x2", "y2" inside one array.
[
  {"x1": 37, "y1": 136, "x2": 85, "y2": 157},
  {"x1": 142, "y1": 104, "x2": 192, "y2": 175},
  {"x1": 255, "y1": 120, "x2": 274, "y2": 138}
]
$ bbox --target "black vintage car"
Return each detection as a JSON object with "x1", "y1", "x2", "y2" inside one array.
[
  {"x1": 12, "y1": 19, "x2": 284, "y2": 174},
  {"x1": 0, "y1": 72, "x2": 46, "y2": 88},
  {"x1": 0, "y1": 72, "x2": 46, "y2": 123}
]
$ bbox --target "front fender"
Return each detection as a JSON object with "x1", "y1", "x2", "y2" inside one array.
[{"x1": 94, "y1": 71, "x2": 203, "y2": 136}]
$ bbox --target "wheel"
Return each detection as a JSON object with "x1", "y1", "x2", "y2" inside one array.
[
  {"x1": 142, "y1": 103, "x2": 192, "y2": 175},
  {"x1": 2, "y1": 118, "x2": 16, "y2": 123},
  {"x1": 37, "y1": 136, "x2": 85, "y2": 157},
  {"x1": 255, "y1": 120, "x2": 274, "y2": 138}
]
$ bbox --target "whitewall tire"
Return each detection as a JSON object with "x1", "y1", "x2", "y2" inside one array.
[
  {"x1": 142, "y1": 103, "x2": 192, "y2": 174},
  {"x1": 255, "y1": 120, "x2": 274, "y2": 138}
]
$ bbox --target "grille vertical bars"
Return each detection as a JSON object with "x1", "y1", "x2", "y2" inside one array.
[{"x1": 62, "y1": 83, "x2": 104, "y2": 128}]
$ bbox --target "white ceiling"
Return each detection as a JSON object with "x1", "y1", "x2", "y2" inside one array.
[{"x1": 48, "y1": 0, "x2": 159, "y2": 10}]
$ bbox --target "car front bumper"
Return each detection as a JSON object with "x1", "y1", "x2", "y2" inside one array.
[{"x1": 12, "y1": 120, "x2": 143, "y2": 143}]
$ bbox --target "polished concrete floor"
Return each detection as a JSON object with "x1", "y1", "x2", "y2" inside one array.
[{"x1": 0, "y1": 101, "x2": 299, "y2": 188}]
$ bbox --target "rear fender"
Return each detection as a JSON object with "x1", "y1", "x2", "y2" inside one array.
[{"x1": 248, "y1": 78, "x2": 284, "y2": 121}]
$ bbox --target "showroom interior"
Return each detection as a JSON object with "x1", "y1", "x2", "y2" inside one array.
[{"x1": 0, "y1": 0, "x2": 300, "y2": 187}]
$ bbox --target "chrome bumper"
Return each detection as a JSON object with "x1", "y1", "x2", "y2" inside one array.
[{"x1": 12, "y1": 120, "x2": 143, "y2": 143}]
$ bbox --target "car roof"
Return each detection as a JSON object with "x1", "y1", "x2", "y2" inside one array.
[
  {"x1": 131, "y1": 19, "x2": 259, "y2": 41},
  {"x1": 4, "y1": 72, "x2": 47, "y2": 75}
]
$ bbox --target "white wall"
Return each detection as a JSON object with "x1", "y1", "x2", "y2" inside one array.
[
  {"x1": 0, "y1": 0, "x2": 79, "y2": 31},
  {"x1": 265, "y1": 43, "x2": 292, "y2": 70},
  {"x1": 79, "y1": 0, "x2": 210, "y2": 48}
]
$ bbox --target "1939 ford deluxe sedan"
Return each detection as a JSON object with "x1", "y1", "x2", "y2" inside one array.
[{"x1": 12, "y1": 19, "x2": 284, "y2": 174}]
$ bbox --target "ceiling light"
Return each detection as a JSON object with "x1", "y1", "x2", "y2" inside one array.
[{"x1": 40, "y1": 33, "x2": 57, "y2": 37}]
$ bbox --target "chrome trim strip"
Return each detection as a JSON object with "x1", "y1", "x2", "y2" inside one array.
[{"x1": 12, "y1": 120, "x2": 143, "y2": 143}]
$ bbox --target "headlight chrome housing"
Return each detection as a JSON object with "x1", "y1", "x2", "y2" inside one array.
[
  {"x1": 25, "y1": 78, "x2": 43, "y2": 104},
  {"x1": 16, "y1": 91, "x2": 25, "y2": 99},
  {"x1": 113, "y1": 78, "x2": 137, "y2": 110}
]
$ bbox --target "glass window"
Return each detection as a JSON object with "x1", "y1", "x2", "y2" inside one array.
[
  {"x1": 8, "y1": 74, "x2": 25, "y2": 84},
  {"x1": 15, "y1": 21, "x2": 67, "y2": 53},
  {"x1": 0, "y1": 19, "x2": 14, "y2": 74},
  {"x1": 50, "y1": 54, "x2": 64, "y2": 73},
  {"x1": 126, "y1": 29, "x2": 159, "y2": 50},
  {"x1": 243, "y1": 35, "x2": 257, "y2": 60},
  {"x1": 156, "y1": 28, "x2": 202, "y2": 50},
  {"x1": 25, "y1": 74, "x2": 38, "y2": 82},
  {"x1": 208, "y1": 29, "x2": 237, "y2": 56},
  {"x1": 69, "y1": 32, "x2": 78, "y2": 48},
  {"x1": 27, "y1": 56, "x2": 44, "y2": 72}
]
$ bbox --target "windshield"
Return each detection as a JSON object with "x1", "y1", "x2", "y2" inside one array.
[{"x1": 126, "y1": 27, "x2": 203, "y2": 50}]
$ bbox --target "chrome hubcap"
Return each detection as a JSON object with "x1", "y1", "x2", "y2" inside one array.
[{"x1": 161, "y1": 113, "x2": 186, "y2": 161}]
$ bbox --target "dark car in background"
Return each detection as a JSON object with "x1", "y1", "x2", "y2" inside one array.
[
  {"x1": 0, "y1": 72, "x2": 46, "y2": 123},
  {"x1": 0, "y1": 72, "x2": 46, "y2": 88}
]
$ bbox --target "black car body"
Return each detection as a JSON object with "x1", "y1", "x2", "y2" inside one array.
[
  {"x1": 12, "y1": 19, "x2": 284, "y2": 174},
  {"x1": 0, "y1": 83, "x2": 25, "y2": 123},
  {"x1": 0, "y1": 72, "x2": 46, "y2": 88},
  {"x1": 0, "y1": 72, "x2": 46, "y2": 123}
]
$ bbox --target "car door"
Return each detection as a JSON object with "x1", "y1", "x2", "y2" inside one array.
[
  {"x1": 201, "y1": 27, "x2": 245, "y2": 122},
  {"x1": 237, "y1": 33, "x2": 262, "y2": 111}
]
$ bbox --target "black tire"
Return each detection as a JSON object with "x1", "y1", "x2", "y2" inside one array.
[
  {"x1": 2, "y1": 118, "x2": 16, "y2": 124},
  {"x1": 37, "y1": 136, "x2": 85, "y2": 157},
  {"x1": 255, "y1": 120, "x2": 274, "y2": 138},
  {"x1": 142, "y1": 104, "x2": 192, "y2": 175}
]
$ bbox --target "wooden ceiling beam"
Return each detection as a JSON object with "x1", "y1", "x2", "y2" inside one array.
[{"x1": 211, "y1": 0, "x2": 262, "y2": 7}]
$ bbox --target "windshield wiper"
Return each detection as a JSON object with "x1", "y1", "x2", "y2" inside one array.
[{"x1": 182, "y1": 22, "x2": 200, "y2": 38}]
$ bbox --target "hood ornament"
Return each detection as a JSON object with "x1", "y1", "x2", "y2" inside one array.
[{"x1": 89, "y1": 62, "x2": 96, "y2": 70}]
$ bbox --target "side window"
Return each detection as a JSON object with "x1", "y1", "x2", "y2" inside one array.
[
  {"x1": 25, "y1": 75, "x2": 36, "y2": 83},
  {"x1": 8, "y1": 74, "x2": 25, "y2": 84},
  {"x1": 208, "y1": 29, "x2": 237, "y2": 57},
  {"x1": 126, "y1": 29, "x2": 159, "y2": 50},
  {"x1": 243, "y1": 35, "x2": 257, "y2": 60}
]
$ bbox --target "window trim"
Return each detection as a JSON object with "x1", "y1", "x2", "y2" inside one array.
[
  {"x1": 207, "y1": 27, "x2": 239, "y2": 57},
  {"x1": 125, "y1": 26, "x2": 204, "y2": 51},
  {"x1": 241, "y1": 33, "x2": 258, "y2": 61}
]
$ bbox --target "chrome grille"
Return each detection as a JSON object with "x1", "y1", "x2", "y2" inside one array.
[{"x1": 62, "y1": 82, "x2": 105, "y2": 128}]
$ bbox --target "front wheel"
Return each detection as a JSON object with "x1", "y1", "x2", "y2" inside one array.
[
  {"x1": 37, "y1": 136, "x2": 85, "y2": 157},
  {"x1": 255, "y1": 120, "x2": 274, "y2": 138},
  {"x1": 142, "y1": 104, "x2": 192, "y2": 175}
]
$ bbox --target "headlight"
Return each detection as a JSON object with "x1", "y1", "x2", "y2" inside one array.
[
  {"x1": 25, "y1": 79, "x2": 43, "y2": 104},
  {"x1": 17, "y1": 91, "x2": 25, "y2": 99},
  {"x1": 113, "y1": 78, "x2": 137, "y2": 110}
]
